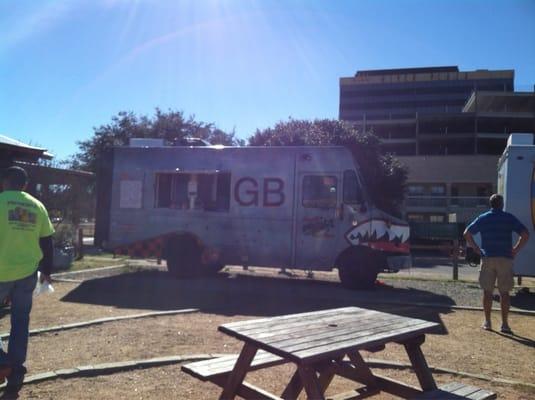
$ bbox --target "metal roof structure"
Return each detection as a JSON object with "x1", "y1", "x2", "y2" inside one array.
[
  {"x1": 463, "y1": 91, "x2": 535, "y2": 114},
  {"x1": 355, "y1": 66, "x2": 459, "y2": 77},
  {"x1": 0, "y1": 134, "x2": 53, "y2": 162}
]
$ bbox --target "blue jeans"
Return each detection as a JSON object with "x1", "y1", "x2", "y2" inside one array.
[{"x1": 0, "y1": 272, "x2": 37, "y2": 386}]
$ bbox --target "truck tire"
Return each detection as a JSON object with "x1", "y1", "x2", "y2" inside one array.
[
  {"x1": 337, "y1": 247, "x2": 380, "y2": 290},
  {"x1": 165, "y1": 235, "x2": 201, "y2": 278}
]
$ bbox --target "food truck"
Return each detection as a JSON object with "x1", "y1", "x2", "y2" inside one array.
[
  {"x1": 95, "y1": 141, "x2": 411, "y2": 288},
  {"x1": 497, "y1": 133, "x2": 535, "y2": 277}
]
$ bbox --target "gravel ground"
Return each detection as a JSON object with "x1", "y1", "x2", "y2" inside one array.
[
  {"x1": 220, "y1": 265, "x2": 535, "y2": 311},
  {"x1": 379, "y1": 278, "x2": 535, "y2": 310},
  {"x1": 1, "y1": 263, "x2": 528, "y2": 399}
]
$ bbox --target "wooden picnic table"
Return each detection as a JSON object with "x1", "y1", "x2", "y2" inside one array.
[
  {"x1": 218, "y1": 306, "x2": 438, "y2": 399},
  {"x1": 183, "y1": 306, "x2": 496, "y2": 400}
]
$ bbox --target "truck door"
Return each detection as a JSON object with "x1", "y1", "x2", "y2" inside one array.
[{"x1": 295, "y1": 173, "x2": 342, "y2": 268}]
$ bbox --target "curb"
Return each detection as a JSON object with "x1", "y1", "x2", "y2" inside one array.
[
  {"x1": 0, "y1": 308, "x2": 199, "y2": 339},
  {"x1": 51, "y1": 264, "x2": 128, "y2": 278},
  {"x1": 2, "y1": 354, "x2": 533, "y2": 392},
  {"x1": 50, "y1": 277, "x2": 83, "y2": 283},
  {"x1": 0, "y1": 354, "x2": 226, "y2": 390}
]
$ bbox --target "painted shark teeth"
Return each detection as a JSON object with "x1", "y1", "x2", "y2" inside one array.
[
  {"x1": 346, "y1": 219, "x2": 410, "y2": 246},
  {"x1": 388, "y1": 223, "x2": 410, "y2": 242}
]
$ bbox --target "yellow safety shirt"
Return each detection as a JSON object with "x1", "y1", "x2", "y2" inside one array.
[{"x1": 0, "y1": 190, "x2": 54, "y2": 281}]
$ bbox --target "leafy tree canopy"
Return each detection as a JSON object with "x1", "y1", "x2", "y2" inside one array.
[
  {"x1": 249, "y1": 118, "x2": 407, "y2": 215},
  {"x1": 70, "y1": 108, "x2": 243, "y2": 172}
]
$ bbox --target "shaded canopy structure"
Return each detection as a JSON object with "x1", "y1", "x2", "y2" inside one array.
[
  {"x1": 0, "y1": 134, "x2": 95, "y2": 224},
  {"x1": 0, "y1": 134, "x2": 53, "y2": 166}
]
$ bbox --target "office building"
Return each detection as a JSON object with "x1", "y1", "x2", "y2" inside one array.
[{"x1": 339, "y1": 66, "x2": 535, "y2": 223}]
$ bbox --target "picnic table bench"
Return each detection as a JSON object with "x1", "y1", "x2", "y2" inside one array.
[{"x1": 182, "y1": 307, "x2": 496, "y2": 400}]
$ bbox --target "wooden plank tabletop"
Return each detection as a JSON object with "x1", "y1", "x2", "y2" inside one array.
[{"x1": 219, "y1": 307, "x2": 438, "y2": 364}]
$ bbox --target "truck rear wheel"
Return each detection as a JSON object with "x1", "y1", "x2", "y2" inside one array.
[
  {"x1": 165, "y1": 236, "x2": 201, "y2": 278},
  {"x1": 337, "y1": 247, "x2": 380, "y2": 290}
]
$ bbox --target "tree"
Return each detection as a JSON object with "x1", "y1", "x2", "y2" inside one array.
[
  {"x1": 70, "y1": 108, "x2": 243, "y2": 172},
  {"x1": 248, "y1": 118, "x2": 407, "y2": 215}
]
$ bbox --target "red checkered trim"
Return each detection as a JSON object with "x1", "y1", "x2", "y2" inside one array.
[{"x1": 115, "y1": 236, "x2": 166, "y2": 258}]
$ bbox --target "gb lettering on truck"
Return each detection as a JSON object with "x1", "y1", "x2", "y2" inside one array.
[{"x1": 95, "y1": 141, "x2": 411, "y2": 289}]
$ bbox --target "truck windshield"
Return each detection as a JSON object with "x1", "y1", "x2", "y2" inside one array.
[{"x1": 343, "y1": 170, "x2": 364, "y2": 204}]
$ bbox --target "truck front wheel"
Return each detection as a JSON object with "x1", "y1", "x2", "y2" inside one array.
[
  {"x1": 337, "y1": 247, "x2": 380, "y2": 290},
  {"x1": 165, "y1": 235, "x2": 201, "y2": 278}
]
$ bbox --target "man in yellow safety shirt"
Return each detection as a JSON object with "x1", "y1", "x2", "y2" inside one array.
[{"x1": 0, "y1": 166, "x2": 54, "y2": 396}]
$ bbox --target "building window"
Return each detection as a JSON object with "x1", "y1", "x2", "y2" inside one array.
[
  {"x1": 155, "y1": 172, "x2": 231, "y2": 211},
  {"x1": 477, "y1": 185, "x2": 491, "y2": 206},
  {"x1": 407, "y1": 213, "x2": 425, "y2": 222},
  {"x1": 477, "y1": 185, "x2": 489, "y2": 195},
  {"x1": 407, "y1": 213, "x2": 445, "y2": 223},
  {"x1": 430, "y1": 185, "x2": 446, "y2": 196},
  {"x1": 429, "y1": 214, "x2": 445, "y2": 223},
  {"x1": 408, "y1": 185, "x2": 425, "y2": 196},
  {"x1": 303, "y1": 175, "x2": 338, "y2": 208},
  {"x1": 451, "y1": 186, "x2": 459, "y2": 205}
]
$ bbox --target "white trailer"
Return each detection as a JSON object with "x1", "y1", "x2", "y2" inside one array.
[
  {"x1": 497, "y1": 133, "x2": 535, "y2": 277},
  {"x1": 95, "y1": 143, "x2": 411, "y2": 288}
]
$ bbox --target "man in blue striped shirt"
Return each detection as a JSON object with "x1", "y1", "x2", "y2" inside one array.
[{"x1": 464, "y1": 194, "x2": 529, "y2": 334}]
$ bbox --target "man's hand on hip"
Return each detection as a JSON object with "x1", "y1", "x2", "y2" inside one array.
[{"x1": 512, "y1": 247, "x2": 520, "y2": 258}]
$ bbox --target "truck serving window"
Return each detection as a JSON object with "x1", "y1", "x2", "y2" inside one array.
[
  {"x1": 156, "y1": 174, "x2": 173, "y2": 208},
  {"x1": 155, "y1": 172, "x2": 231, "y2": 211},
  {"x1": 343, "y1": 170, "x2": 364, "y2": 204},
  {"x1": 302, "y1": 175, "x2": 337, "y2": 208}
]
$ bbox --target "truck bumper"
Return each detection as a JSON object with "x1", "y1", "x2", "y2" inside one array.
[{"x1": 386, "y1": 254, "x2": 412, "y2": 271}]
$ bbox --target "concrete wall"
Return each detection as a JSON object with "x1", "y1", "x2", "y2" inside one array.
[
  {"x1": 398, "y1": 155, "x2": 499, "y2": 222},
  {"x1": 397, "y1": 155, "x2": 499, "y2": 185}
]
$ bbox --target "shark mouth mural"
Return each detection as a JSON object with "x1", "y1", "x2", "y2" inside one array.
[{"x1": 345, "y1": 218, "x2": 410, "y2": 254}]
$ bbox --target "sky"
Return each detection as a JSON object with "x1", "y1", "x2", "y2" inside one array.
[{"x1": 1, "y1": 0, "x2": 534, "y2": 161}]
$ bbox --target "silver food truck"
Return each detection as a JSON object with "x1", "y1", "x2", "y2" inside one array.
[
  {"x1": 95, "y1": 140, "x2": 411, "y2": 289},
  {"x1": 497, "y1": 133, "x2": 535, "y2": 278}
]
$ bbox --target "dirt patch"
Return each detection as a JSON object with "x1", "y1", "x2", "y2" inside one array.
[
  {"x1": 1, "y1": 268, "x2": 533, "y2": 399},
  {"x1": 1, "y1": 281, "x2": 153, "y2": 332}
]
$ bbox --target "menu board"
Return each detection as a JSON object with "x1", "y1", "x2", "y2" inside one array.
[{"x1": 119, "y1": 180, "x2": 142, "y2": 209}]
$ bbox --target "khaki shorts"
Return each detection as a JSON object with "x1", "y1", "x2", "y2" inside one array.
[{"x1": 479, "y1": 257, "x2": 514, "y2": 293}]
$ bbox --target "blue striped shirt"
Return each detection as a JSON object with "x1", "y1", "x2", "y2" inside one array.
[{"x1": 467, "y1": 209, "x2": 527, "y2": 258}]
